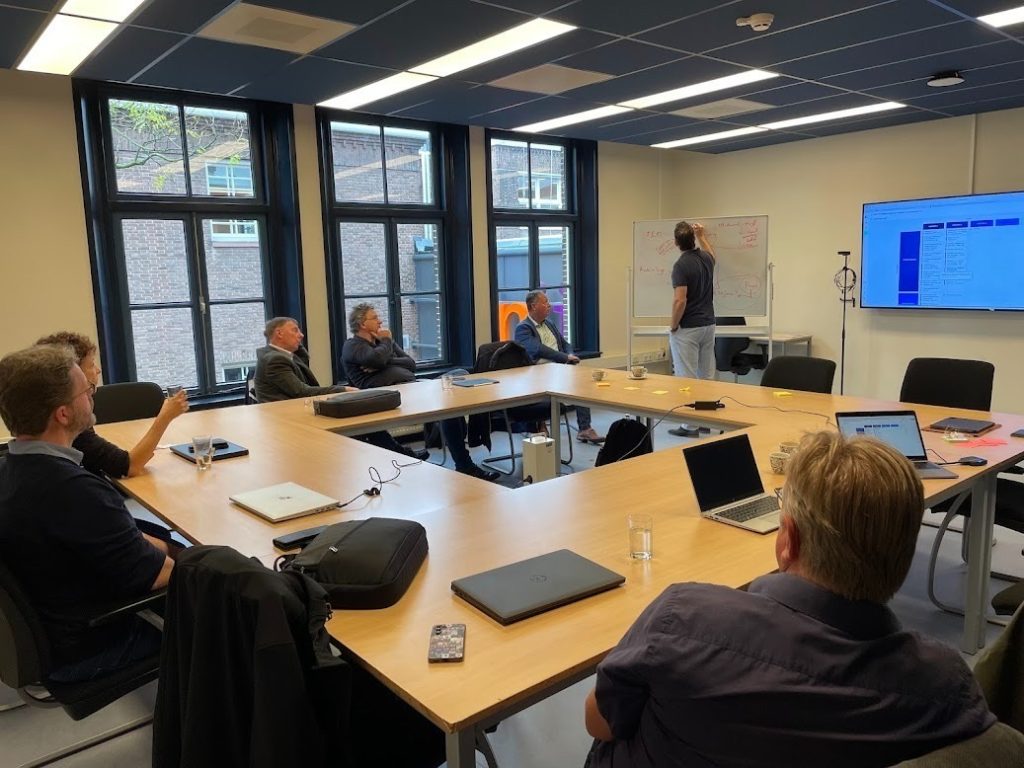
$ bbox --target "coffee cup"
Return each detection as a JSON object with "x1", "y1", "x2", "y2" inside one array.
[
  {"x1": 769, "y1": 451, "x2": 790, "y2": 474},
  {"x1": 591, "y1": 369, "x2": 606, "y2": 381},
  {"x1": 630, "y1": 365, "x2": 647, "y2": 378},
  {"x1": 779, "y1": 441, "x2": 799, "y2": 454}
]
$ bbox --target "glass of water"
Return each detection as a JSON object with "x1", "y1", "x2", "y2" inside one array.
[
  {"x1": 192, "y1": 435, "x2": 213, "y2": 471},
  {"x1": 441, "y1": 374, "x2": 454, "y2": 391},
  {"x1": 628, "y1": 513, "x2": 653, "y2": 560},
  {"x1": 166, "y1": 384, "x2": 184, "y2": 398}
]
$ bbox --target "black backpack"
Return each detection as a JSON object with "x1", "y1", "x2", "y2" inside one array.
[{"x1": 595, "y1": 418, "x2": 653, "y2": 466}]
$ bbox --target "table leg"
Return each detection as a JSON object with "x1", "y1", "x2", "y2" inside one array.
[
  {"x1": 551, "y1": 397, "x2": 562, "y2": 476},
  {"x1": 445, "y1": 729, "x2": 476, "y2": 768},
  {"x1": 961, "y1": 473, "x2": 996, "y2": 653}
]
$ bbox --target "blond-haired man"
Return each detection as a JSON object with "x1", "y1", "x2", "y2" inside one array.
[{"x1": 584, "y1": 431, "x2": 994, "y2": 767}]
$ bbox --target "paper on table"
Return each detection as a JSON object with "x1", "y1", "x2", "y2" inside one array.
[{"x1": 652, "y1": 390, "x2": 669, "y2": 395}]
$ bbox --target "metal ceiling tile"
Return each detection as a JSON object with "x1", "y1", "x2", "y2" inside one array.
[
  {"x1": 0, "y1": 6, "x2": 45, "y2": 69},
  {"x1": 562, "y1": 56, "x2": 750, "y2": 105},
  {"x1": 393, "y1": 83, "x2": 546, "y2": 121},
  {"x1": 235, "y1": 56, "x2": 389, "y2": 104},
  {"x1": 247, "y1": 0, "x2": 412, "y2": 25},
  {"x1": 131, "y1": 0, "x2": 235, "y2": 34},
  {"x1": 315, "y1": 0, "x2": 523, "y2": 70},
  {"x1": 724, "y1": 92, "x2": 897, "y2": 126},
  {"x1": 133, "y1": 38, "x2": 298, "y2": 95},
  {"x1": 2, "y1": 0, "x2": 58, "y2": 10},
  {"x1": 456, "y1": 28, "x2": 613, "y2": 84},
  {"x1": 557, "y1": 39, "x2": 687, "y2": 76},
  {"x1": 570, "y1": 112, "x2": 700, "y2": 141},
  {"x1": 698, "y1": 130, "x2": 811, "y2": 153},
  {"x1": 548, "y1": 0, "x2": 722, "y2": 37},
  {"x1": 76, "y1": 27, "x2": 185, "y2": 83}
]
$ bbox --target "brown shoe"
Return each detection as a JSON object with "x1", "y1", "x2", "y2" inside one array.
[{"x1": 577, "y1": 428, "x2": 605, "y2": 444}]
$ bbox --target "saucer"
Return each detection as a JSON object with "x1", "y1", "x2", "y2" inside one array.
[{"x1": 627, "y1": 374, "x2": 648, "y2": 380}]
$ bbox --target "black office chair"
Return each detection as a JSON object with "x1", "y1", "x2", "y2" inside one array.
[
  {"x1": 474, "y1": 341, "x2": 573, "y2": 476},
  {"x1": 244, "y1": 372, "x2": 257, "y2": 405},
  {"x1": 900, "y1": 358, "x2": 994, "y2": 411},
  {"x1": 900, "y1": 358, "x2": 1023, "y2": 613},
  {"x1": 759, "y1": 356, "x2": 836, "y2": 394},
  {"x1": 714, "y1": 317, "x2": 767, "y2": 382},
  {"x1": 0, "y1": 552, "x2": 163, "y2": 766},
  {"x1": 92, "y1": 381, "x2": 165, "y2": 424}
]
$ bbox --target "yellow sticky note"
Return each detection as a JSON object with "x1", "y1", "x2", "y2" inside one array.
[
  {"x1": 652, "y1": 389, "x2": 669, "y2": 395},
  {"x1": 624, "y1": 386, "x2": 640, "y2": 391},
  {"x1": 678, "y1": 386, "x2": 690, "y2": 392},
  {"x1": 773, "y1": 390, "x2": 793, "y2": 397},
  {"x1": 596, "y1": 381, "x2": 612, "y2": 388}
]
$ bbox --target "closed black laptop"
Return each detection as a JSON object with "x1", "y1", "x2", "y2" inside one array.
[{"x1": 451, "y1": 549, "x2": 625, "y2": 625}]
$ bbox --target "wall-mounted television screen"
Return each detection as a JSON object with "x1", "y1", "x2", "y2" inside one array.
[{"x1": 861, "y1": 190, "x2": 1024, "y2": 310}]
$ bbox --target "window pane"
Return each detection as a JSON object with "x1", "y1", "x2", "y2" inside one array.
[
  {"x1": 490, "y1": 139, "x2": 529, "y2": 209},
  {"x1": 539, "y1": 226, "x2": 571, "y2": 287},
  {"x1": 339, "y1": 222, "x2": 388, "y2": 295},
  {"x1": 185, "y1": 107, "x2": 253, "y2": 199},
  {"x1": 344, "y1": 298, "x2": 390, "y2": 337},
  {"x1": 332, "y1": 122, "x2": 384, "y2": 204},
  {"x1": 108, "y1": 99, "x2": 186, "y2": 195},
  {"x1": 201, "y1": 219, "x2": 264, "y2": 300},
  {"x1": 530, "y1": 143, "x2": 567, "y2": 210},
  {"x1": 210, "y1": 302, "x2": 266, "y2": 384},
  {"x1": 495, "y1": 225, "x2": 530, "y2": 290},
  {"x1": 400, "y1": 294, "x2": 443, "y2": 362},
  {"x1": 542, "y1": 286, "x2": 572, "y2": 343},
  {"x1": 122, "y1": 219, "x2": 190, "y2": 304},
  {"x1": 130, "y1": 307, "x2": 198, "y2": 387},
  {"x1": 497, "y1": 289, "x2": 530, "y2": 341},
  {"x1": 385, "y1": 128, "x2": 433, "y2": 205},
  {"x1": 397, "y1": 222, "x2": 439, "y2": 292}
]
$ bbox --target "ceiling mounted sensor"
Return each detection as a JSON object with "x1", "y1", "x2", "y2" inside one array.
[
  {"x1": 736, "y1": 13, "x2": 775, "y2": 32},
  {"x1": 927, "y1": 70, "x2": 965, "y2": 88}
]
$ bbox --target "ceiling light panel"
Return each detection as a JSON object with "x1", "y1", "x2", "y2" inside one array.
[
  {"x1": 652, "y1": 126, "x2": 767, "y2": 149},
  {"x1": 620, "y1": 70, "x2": 779, "y2": 110},
  {"x1": 515, "y1": 105, "x2": 633, "y2": 133},
  {"x1": 18, "y1": 14, "x2": 117, "y2": 75},
  {"x1": 411, "y1": 18, "x2": 576, "y2": 78},
  {"x1": 760, "y1": 102, "x2": 905, "y2": 130},
  {"x1": 319, "y1": 72, "x2": 438, "y2": 110},
  {"x1": 60, "y1": 0, "x2": 147, "y2": 23},
  {"x1": 978, "y1": 5, "x2": 1024, "y2": 28}
]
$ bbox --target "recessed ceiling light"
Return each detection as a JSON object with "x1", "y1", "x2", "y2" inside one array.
[
  {"x1": 17, "y1": 13, "x2": 117, "y2": 74},
  {"x1": 760, "y1": 101, "x2": 905, "y2": 130},
  {"x1": 60, "y1": 0, "x2": 148, "y2": 23},
  {"x1": 513, "y1": 105, "x2": 633, "y2": 134},
  {"x1": 652, "y1": 126, "x2": 767, "y2": 149},
  {"x1": 978, "y1": 5, "x2": 1024, "y2": 28},
  {"x1": 927, "y1": 71, "x2": 965, "y2": 88},
  {"x1": 411, "y1": 18, "x2": 576, "y2": 78},
  {"x1": 619, "y1": 70, "x2": 779, "y2": 110},
  {"x1": 319, "y1": 72, "x2": 438, "y2": 111}
]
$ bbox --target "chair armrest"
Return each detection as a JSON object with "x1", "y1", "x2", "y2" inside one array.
[{"x1": 86, "y1": 590, "x2": 166, "y2": 628}]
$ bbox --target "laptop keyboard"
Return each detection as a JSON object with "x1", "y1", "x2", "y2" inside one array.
[{"x1": 717, "y1": 496, "x2": 780, "y2": 523}]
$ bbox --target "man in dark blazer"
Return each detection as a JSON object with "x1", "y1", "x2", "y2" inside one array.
[
  {"x1": 514, "y1": 291, "x2": 603, "y2": 444},
  {"x1": 254, "y1": 317, "x2": 427, "y2": 460}
]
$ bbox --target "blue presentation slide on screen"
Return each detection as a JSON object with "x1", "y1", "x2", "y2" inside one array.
[
  {"x1": 862, "y1": 191, "x2": 1024, "y2": 309},
  {"x1": 840, "y1": 415, "x2": 923, "y2": 457}
]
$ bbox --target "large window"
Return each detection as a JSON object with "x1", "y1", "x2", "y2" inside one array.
[
  {"x1": 488, "y1": 135, "x2": 598, "y2": 350},
  {"x1": 76, "y1": 83, "x2": 303, "y2": 399},
  {"x1": 318, "y1": 115, "x2": 475, "y2": 374}
]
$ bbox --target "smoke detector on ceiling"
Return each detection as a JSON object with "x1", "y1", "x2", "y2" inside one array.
[
  {"x1": 736, "y1": 13, "x2": 775, "y2": 32},
  {"x1": 927, "y1": 70, "x2": 965, "y2": 87}
]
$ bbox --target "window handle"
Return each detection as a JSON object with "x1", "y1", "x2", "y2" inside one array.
[{"x1": 199, "y1": 296, "x2": 207, "y2": 314}]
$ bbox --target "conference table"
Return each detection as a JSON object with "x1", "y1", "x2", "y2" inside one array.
[{"x1": 100, "y1": 365, "x2": 1024, "y2": 767}]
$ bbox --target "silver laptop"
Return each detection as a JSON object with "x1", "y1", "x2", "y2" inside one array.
[
  {"x1": 451, "y1": 549, "x2": 625, "y2": 625},
  {"x1": 230, "y1": 482, "x2": 340, "y2": 523},
  {"x1": 681, "y1": 434, "x2": 781, "y2": 534},
  {"x1": 835, "y1": 411, "x2": 957, "y2": 479}
]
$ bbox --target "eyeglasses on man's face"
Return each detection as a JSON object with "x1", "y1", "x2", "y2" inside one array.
[{"x1": 68, "y1": 382, "x2": 97, "y2": 404}]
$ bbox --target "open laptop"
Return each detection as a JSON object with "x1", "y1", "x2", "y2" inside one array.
[
  {"x1": 230, "y1": 482, "x2": 340, "y2": 523},
  {"x1": 451, "y1": 549, "x2": 625, "y2": 626},
  {"x1": 681, "y1": 433, "x2": 781, "y2": 534},
  {"x1": 835, "y1": 411, "x2": 957, "y2": 479}
]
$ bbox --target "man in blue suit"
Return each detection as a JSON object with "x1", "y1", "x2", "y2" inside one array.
[{"x1": 514, "y1": 290, "x2": 604, "y2": 444}]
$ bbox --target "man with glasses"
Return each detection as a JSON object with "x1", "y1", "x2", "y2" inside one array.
[
  {"x1": 584, "y1": 431, "x2": 994, "y2": 767},
  {"x1": 0, "y1": 345, "x2": 172, "y2": 682}
]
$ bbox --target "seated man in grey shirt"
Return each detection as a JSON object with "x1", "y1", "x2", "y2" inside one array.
[{"x1": 585, "y1": 430, "x2": 994, "y2": 768}]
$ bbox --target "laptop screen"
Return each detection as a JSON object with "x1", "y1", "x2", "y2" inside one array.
[
  {"x1": 682, "y1": 434, "x2": 765, "y2": 512},
  {"x1": 834, "y1": 411, "x2": 927, "y2": 461}
]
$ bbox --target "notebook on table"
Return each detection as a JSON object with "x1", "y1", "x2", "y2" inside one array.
[
  {"x1": 835, "y1": 411, "x2": 957, "y2": 479},
  {"x1": 452, "y1": 377, "x2": 499, "y2": 388},
  {"x1": 681, "y1": 434, "x2": 781, "y2": 534},
  {"x1": 229, "y1": 482, "x2": 340, "y2": 523},
  {"x1": 451, "y1": 549, "x2": 625, "y2": 626}
]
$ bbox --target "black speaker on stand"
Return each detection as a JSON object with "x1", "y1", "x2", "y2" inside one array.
[{"x1": 834, "y1": 251, "x2": 857, "y2": 395}]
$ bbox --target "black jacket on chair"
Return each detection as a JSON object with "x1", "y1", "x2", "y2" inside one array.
[{"x1": 153, "y1": 546, "x2": 351, "y2": 768}]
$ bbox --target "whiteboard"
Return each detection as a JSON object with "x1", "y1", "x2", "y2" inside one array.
[{"x1": 632, "y1": 215, "x2": 769, "y2": 318}]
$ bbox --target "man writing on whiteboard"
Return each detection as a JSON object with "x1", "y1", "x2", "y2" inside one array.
[{"x1": 668, "y1": 221, "x2": 716, "y2": 437}]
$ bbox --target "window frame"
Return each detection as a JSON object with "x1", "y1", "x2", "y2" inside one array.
[
  {"x1": 75, "y1": 80, "x2": 306, "y2": 404},
  {"x1": 486, "y1": 130, "x2": 599, "y2": 352},
  {"x1": 317, "y1": 111, "x2": 475, "y2": 377}
]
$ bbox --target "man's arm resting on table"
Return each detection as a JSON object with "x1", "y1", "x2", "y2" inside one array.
[
  {"x1": 585, "y1": 688, "x2": 614, "y2": 741},
  {"x1": 671, "y1": 286, "x2": 688, "y2": 332},
  {"x1": 265, "y1": 356, "x2": 339, "y2": 398}
]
